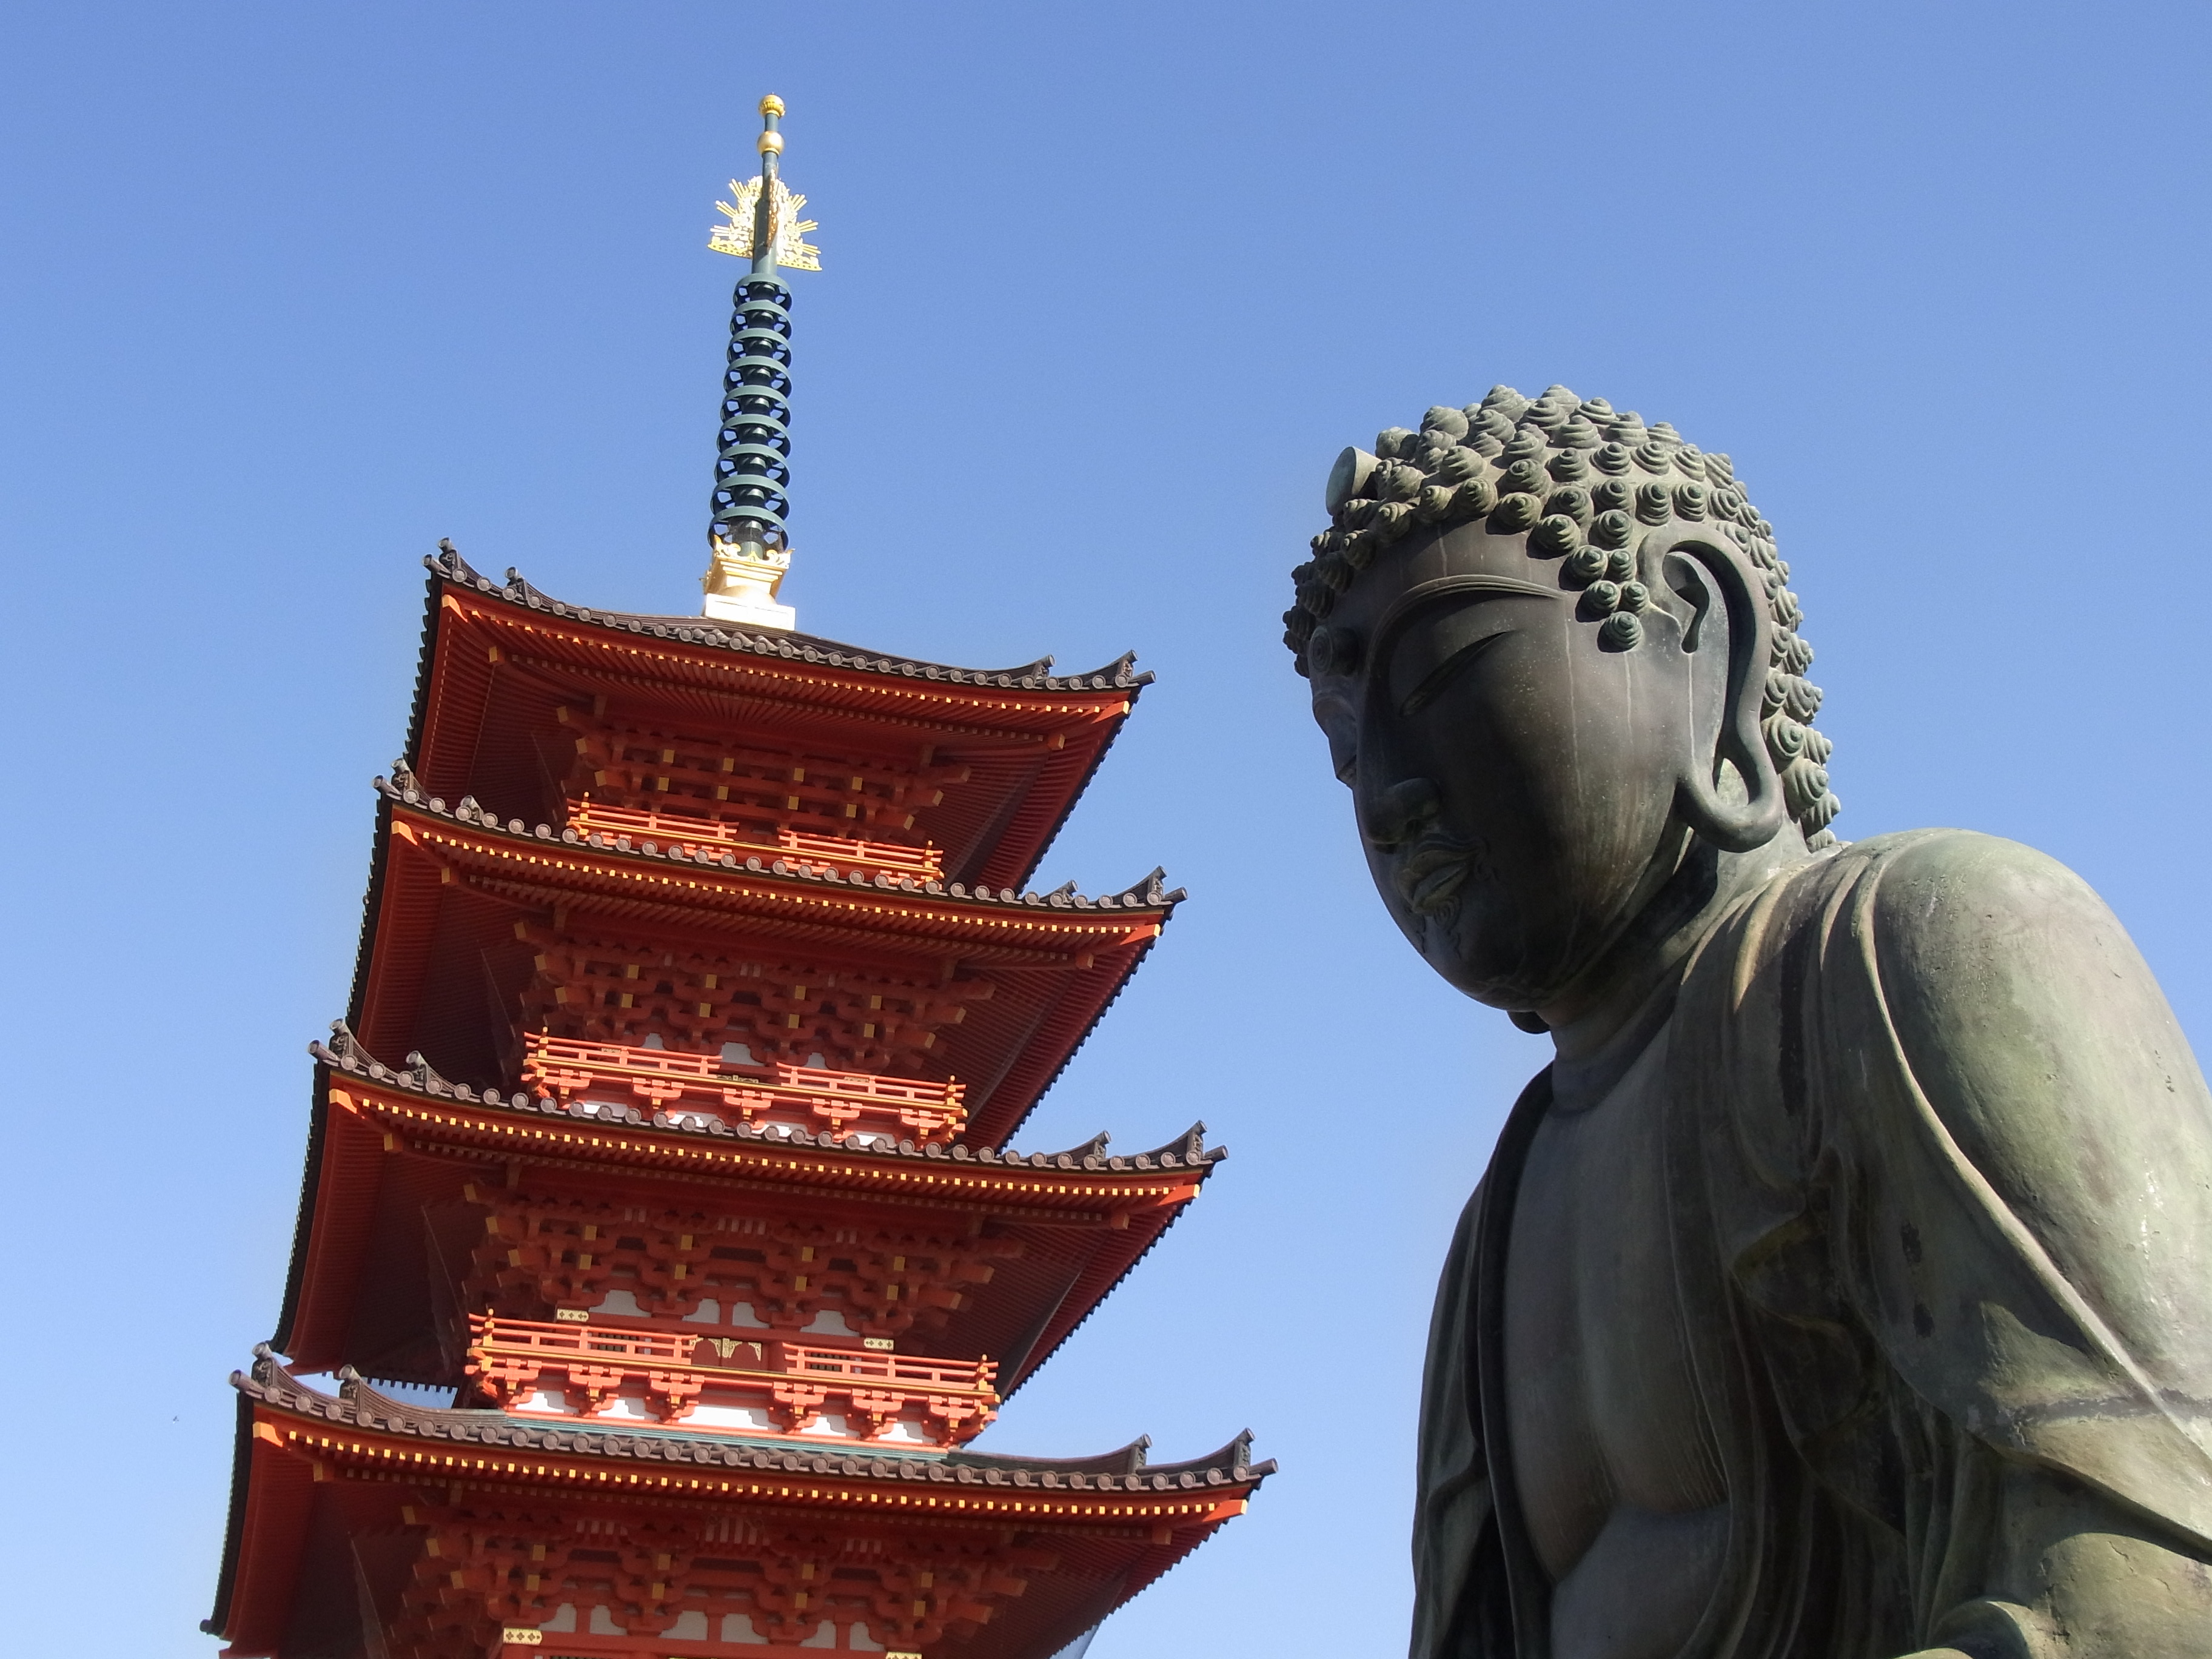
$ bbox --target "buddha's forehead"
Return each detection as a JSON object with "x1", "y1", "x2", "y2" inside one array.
[{"x1": 1328, "y1": 521, "x2": 1543, "y2": 637}]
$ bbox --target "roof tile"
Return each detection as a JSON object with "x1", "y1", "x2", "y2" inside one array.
[
  {"x1": 315, "y1": 1022, "x2": 1223, "y2": 1171},
  {"x1": 235, "y1": 1352, "x2": 1274, "y2": 1488},
  {"x1": 429, "y1": 542, "x2": 1154, "y2": 693}
]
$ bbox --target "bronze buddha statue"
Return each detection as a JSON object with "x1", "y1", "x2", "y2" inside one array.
[{"x1": 1288, "y1": 387, "x2": 2212, "y2": 1658}]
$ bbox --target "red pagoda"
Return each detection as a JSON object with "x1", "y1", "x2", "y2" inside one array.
[{"x1": 206, "y1": 96, "x2": 1267, "y2": 1659}]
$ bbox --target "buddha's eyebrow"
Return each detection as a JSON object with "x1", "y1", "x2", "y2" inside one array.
[{"x1": 1372, "y1": 573, "x2": 1561, "y2": 660}]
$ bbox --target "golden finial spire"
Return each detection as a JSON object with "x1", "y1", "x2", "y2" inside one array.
[
  {"x1": 700, "y1": 95, "x2": 818, "y2": 632},
  {"x1": 708, "y1": 94, "x2": 822, "y2": 273}
]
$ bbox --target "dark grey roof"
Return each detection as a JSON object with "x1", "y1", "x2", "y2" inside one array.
[
  {"x1": 375, "y1": 770, "x2": 1187, "y2": 914},
  {"x1": 233, "y1": 1350, "x2": 1275, "y2": 1492},
  {"x1": 315, "y1": 1022, "x2": 1225, "y2": 1174},
  {"x1": 428, "y1": 540, "x2": 1154, "y2": 694}
]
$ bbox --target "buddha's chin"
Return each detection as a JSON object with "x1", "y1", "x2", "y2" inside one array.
[{"x1": 1412, "y1": 903, "x2": 1570, "y2": 1008}]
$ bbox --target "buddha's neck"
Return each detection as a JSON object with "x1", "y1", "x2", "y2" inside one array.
[{"x1": 1540, "y1": 830, "x2": 1811, "y2": 1107}]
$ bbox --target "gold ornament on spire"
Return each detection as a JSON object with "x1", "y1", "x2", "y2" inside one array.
[
  {"x1": 701, "y1": 95, "x2": 811, "y2": 632},
  {"x1": 709, "y1": 179, "x2": 821, "y2": 271}
]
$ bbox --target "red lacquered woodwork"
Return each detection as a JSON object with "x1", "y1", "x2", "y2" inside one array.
[
  {"x1": 355, "y1": 787, "x2": 1174, "y2": 1147},
  {"x1": 567, "y1": 802, "x2": 948, "y2": 883},
  {"x1": 520, "y1": 1033, "x2": 968, "y2": 1142},
  {"x1": 206, "y1": 548, "x2": 1267, "y2": 1659},
  {"x1": 465, "y1": 1315, "x2": 1000, "y2": 1446}
]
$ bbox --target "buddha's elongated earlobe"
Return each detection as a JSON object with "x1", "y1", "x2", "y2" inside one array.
[{"x1": 1663, "y1": 538, "x2": 1788, "y2": 853}]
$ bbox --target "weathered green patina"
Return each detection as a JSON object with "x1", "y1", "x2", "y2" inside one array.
[{"x1": 1296, "y1": 387, "x2": 2212, "y2": 1658}]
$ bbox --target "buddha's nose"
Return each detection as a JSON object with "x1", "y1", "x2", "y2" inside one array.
[{"x1": 1363, "y1": 776, "x2": 1440, "y2": 851}]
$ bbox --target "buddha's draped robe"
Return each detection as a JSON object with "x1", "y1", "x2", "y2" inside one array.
[{"x1": 1413, "y1": 830, "x2": 2212, "y2": 1658}]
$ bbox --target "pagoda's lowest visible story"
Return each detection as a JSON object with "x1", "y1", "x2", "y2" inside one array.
[{"x1": 207, "y1": 97, "x2": 1268, "y2": 1659}]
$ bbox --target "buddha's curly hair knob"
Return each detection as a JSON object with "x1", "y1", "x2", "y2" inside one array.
[{"x1": 1287, "y1": 385, "x2": 1841, "y2": 849}]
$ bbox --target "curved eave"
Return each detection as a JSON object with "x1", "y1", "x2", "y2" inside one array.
[
  {"x1": 200, "y1": 1389, "x2": 258, "y2": 1643},
  {"x1": 352, "y1": 791, "x2": 1180, "y2": 1145},
  {"x1": 329, "y1": 1049, "x2": 1218, "y2": 1205},
  {"x1": 389, "y1": 794, "x2": 1176, "y2": 946},
  {"x1": 429, "y1": 586, "x2": 1145, "y2": 731},
  {"x1": 280, "y1": 1032, "x2": 1222, "y2": 1377},
  {"x1": 406, "y1": 550, "x2": 1150, "y2": 890},
  {"x1": 341, "y1": 794, "x2": 395, "y2": 1033},
  {"x1": 215, "y1": 1362, "x2": 1269, "y2": 1657},
  {"x1": 271, "y1": 1061, "x2": 338, "y2": 1354},
  {"x1": 236, "y1": 1356, "x2": 1273, "y2": 1501},
  {"x1": 999, "y1": 1157, "x2": 1208, "y2": 1398},
  {"x1": 427, "y1": 541, "x2": 1155, "y2": 697}
]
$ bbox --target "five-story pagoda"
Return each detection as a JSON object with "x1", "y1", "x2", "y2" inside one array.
[{"x1": 206, "y1": 97, "x2": 1267, "y2": 1659}]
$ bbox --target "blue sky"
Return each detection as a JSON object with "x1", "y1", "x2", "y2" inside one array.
[{"x1": 4, "y1": 3, "x2": 2210, "y2": 1653}]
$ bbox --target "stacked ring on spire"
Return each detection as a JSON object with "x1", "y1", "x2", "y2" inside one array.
[{"x1": 711, "y1": 275, "x2": 795, "y2": 549}]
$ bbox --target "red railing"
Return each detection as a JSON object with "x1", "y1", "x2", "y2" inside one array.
[
  {"x1": 521, "y1": 1032, "x2": 967, "y2": 1143},
  {"x1": 466, "y1": 1315, "x2": 999, "y2": 1446},
  {"x1": 568, "y1": 802, "x2": 943, "y2": 881}
]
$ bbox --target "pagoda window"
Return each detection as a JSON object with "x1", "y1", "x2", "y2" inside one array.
[
  {"x1": 685, "y1": 1299, "x2": 722, "y2": 1324},
  {"x1": 642, "y1": 1032, "x2": 665, "y2": 1049},
  {"x1": 723, "y1": 1614, "x2": 771, "y2": 1644},
  {"x1": 723, "y1": 1040, "x2": 757, "y2": 1064}
]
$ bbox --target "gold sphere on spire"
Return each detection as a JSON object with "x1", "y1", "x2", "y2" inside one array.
[{"x1": 759, "y1": 93, "x2": 785, "y2": 117}]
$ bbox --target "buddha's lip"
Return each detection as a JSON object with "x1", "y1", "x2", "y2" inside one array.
[{"x1": 1398, "y1": 839, "x2": 1476, "y2": 914}]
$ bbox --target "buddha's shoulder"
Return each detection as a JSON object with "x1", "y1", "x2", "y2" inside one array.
[{"x1": 1789, "y1": 827, "x2": 2130, "y2": 981}]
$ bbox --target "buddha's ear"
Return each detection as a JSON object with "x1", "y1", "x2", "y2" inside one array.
[{"x1": 1658, "y1": 537, "x2": 1787, "y2": 854}]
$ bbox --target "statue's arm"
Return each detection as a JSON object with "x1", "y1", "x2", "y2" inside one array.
[
  {"x1": 1409, "y1": 1182, "x2": 1501, "y2": 1659},
  {"x1": 1861, "y1": 831, "x2": 2212, "y2": 1651}
]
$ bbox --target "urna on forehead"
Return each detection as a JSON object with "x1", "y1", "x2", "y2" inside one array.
[{"x1": 1284, "y1": 383, "x2": 1843, "y2": 848}]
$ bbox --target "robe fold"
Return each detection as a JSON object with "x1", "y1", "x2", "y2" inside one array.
[{"x1": 1412, "y1": 830, "x2": 2212, "y2": 1658}]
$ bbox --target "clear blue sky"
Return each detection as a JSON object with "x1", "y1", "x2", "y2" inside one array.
[{"x1": 4, "y1": 4, "x2": 2210, "y2": 1653}]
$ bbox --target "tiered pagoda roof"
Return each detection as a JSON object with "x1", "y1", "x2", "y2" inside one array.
[
  {"x1": 211, "y1": 561, "x2": 1260, "y2": 1657},
  {"x1": 357, "y1": 549, "x2": 1179, "y2": 1150},
  {"x1": 213, "y1": 1353, "x2": 1268, "y2": 1659},
  {"x1": 280, "y1": 1025, "x2": 1224, "y2": 1394},
  {"x1": 402, "y1": 545, "x2": 1147, "y2": 893},
  {"x1": 209, "y1": 101, "x2": 1259, "y2": 1658}
]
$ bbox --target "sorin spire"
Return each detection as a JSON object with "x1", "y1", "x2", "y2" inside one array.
[{"x1": 701, "y1": 93, "x2": 821, "y2": 631}]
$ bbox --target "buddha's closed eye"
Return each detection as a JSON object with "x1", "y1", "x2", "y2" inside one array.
[
  {"x1": 1399, "y1": 629, "x2": 1513, "y2": 715},
  {"x1": 1378, "y1": 586, "x2": 1552, "y2": 717}
]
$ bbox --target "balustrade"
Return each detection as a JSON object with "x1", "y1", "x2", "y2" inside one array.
[
  {"x1": 568, "y1": 800, "x2": 943, "y2": 880},
  {"x1": 466, "y1": 1315, "x2": 999, "y2": 1447},
  {"x1": 520, "y1": 1031, "x2": 966, "y2": 1142}
]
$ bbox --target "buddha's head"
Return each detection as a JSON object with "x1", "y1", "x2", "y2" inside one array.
[{"x1": 1288, "y1": 385, "x2": 1837, "y2": 1012}]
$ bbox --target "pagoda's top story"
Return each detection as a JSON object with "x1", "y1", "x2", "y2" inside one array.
[{"x1": 206, "y1": 96, "x2": 1268, "y2": 1659}]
